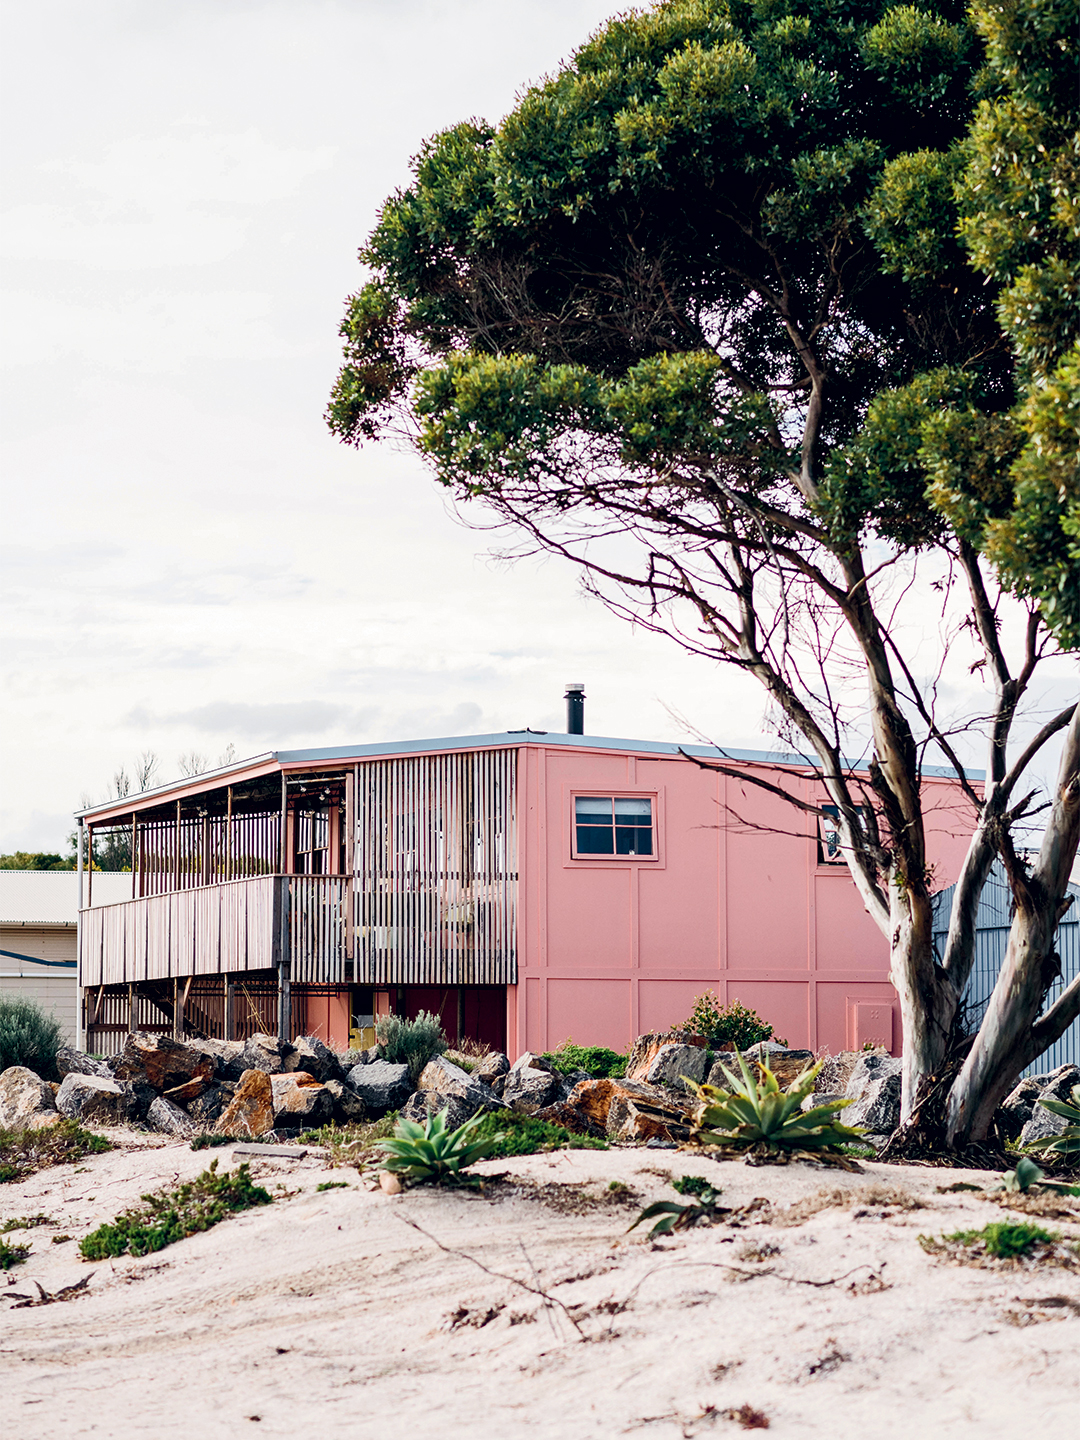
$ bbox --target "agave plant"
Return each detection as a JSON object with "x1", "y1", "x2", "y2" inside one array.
[
  {"x1": 687, "y1": 1053, "x2": 866, "y2": 1167},
  {"x1": 628, "y1": 1175, "x2": 728, "y2": 1239},
  {"x1": 1024, "y1": 1084, "x2": 1080, "y2": 1160},
  {"x1": 375, "y1": 1109, "x2": 503, "y2": 1186},
  {"x1": 999, "y1": 1155, "x2": 1080, "y2": 1197}
]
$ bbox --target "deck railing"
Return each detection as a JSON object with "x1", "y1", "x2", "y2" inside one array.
[{"x1": 79, "y1": 872, "x2": 516, "y2": 988}]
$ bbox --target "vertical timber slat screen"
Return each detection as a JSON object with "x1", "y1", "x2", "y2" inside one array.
[{"x1": 355, "y1": 748, "x2": 518, "y2": 985}]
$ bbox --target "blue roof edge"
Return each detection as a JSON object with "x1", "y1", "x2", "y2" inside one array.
[{"x1": 274, "y1": 730, "x2": 981, "y2": 780}]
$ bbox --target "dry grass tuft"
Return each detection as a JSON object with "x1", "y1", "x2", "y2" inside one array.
[{"x1": 774, "y1": 1182, "x2": 925, "y2": 1227}]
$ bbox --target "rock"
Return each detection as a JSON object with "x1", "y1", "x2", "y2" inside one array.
[
  {"x1": 146, "y1": 1095, "x2": 199, "y2": 1139},
  {"x1": 816, "y1": 1052, "x2": 861, "y2": 1095},
  {"x1": 110, "y1": 1034, "x2": 215, "y2": 1096},
  {"x1": 379, "y1": 1170, "x2": 402, "y2": 1195},
  {"x1": 801, "y1": 1091, "x2": 848, "y2": 1114},
  {"x1": 844, "y1": 1059, "x2": 903, "y2": 1135},
  {"x1": 0, "y1": 1066, "x2": 61, "y2": 1130},
  {"x1": 346, "y1": 1060, "x2": 412, "y2": 1114},
  {"x1": 474, "y1": 1051, "x2": 511, "y2": 1084},
  {"x1": 625, "y1": 1033, "x2": 672, "y2": 1082},
  {"x1": 1019, "y1": 1065, "x2": 1080, "y2": 1150},
  {"x1": 995, "y1": 1078, "x2": 1041, "y2": 1142},
  {"x1": 710, "y1": 1047, "x2": 814, "y2": 1088},
  {"x1": 490, "y1": 1075, "x2": 507, "y2": 1098},
  {"x1": 400, "y1": 1091, "x2": 481, "y2": 1132},
  {"x1": 530, "y1": 1100, "x2": 606, "y2": 1139},
  {"x1": 186, "y1": 1082, "x2": 234, "y2": 1130},
  {"x1": 56, "y1": 1073, "x2": 147, "y2": 1126},
  {"x1": 55, "y1": 1046, "x2": 112, "y2": 1080},
  {"x1": 215, "y1": 1069, "x2": 275, "y2": 1138},
  {"x1": 338, "y1": 1049, "x2": 365, "y2": 1071},
  {"x1": 269, "y1": 1072, "x2": 333, "y2": 1131},
  {"x1": 240, "y1": 1033, "x2": 294, "y2": 1074},
  {"x1": 417, "y1": 1055, "x2": 506, "y2": 1118},
  {"x1": 641, "y1": 1043, "x2": 709, "y2": 1094},
  {"x1": 324, "y1": 1078, "x2": 368, "y2": 1125},
  {"x1": 283, "y1": 1035, "x2": 343, "y2": 1084},
  {"x1": 503, "y1": 1065, "x2": 566, "y2": 1112},
  {"x1": 561, "y1": 1076, "x2": 692, "y2": 1142},
  {"x1": 186, "y1": 1038, "x2": 247, "y2": 1082}
]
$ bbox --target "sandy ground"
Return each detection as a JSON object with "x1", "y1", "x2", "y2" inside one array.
[{"x1": 1, "y1": 1131, "x2": 1078, "y2": 1440}]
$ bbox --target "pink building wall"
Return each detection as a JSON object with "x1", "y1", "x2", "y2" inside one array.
[{"x1": 507, "y1": 742, "x2": 974, "y2": 1059}]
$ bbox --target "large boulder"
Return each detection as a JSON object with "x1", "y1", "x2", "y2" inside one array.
[
  {"x1": 56, "y1": 1073, "x2": 148, "y2": 1126},
  {"x1": 55, "y1": 1047, "x2": 112, "y2": 1081},
  {"x1": 346, "y1": 1060, "x2": 411, "y2": 1114},
  {"x1": 283, "y1": 1035, "x2": 343, "y2": 1084},
  {"x1": 417, "y1": 1055, "x2": 506, "y2": 1119},
  {"x1": 269, "y1": 1072, "x2": 334, "y2": 1131},
  {"x1": 0, "y1": 1066, "x2": 61, "y2": 1130},
  {"x1": 626, "y1": 1033, "x2": 680, "y2": 1082},
  {"x1": 145, "y1": 1095, "x2": 199, "y2": 1140},
  {"x1": 240, "y1": 1033, "x2": 294, "y2": 1074},
  {"x1": 473, "y1": 1051, "x2": 511, "y2": 1085},
  {"x1": 844, "y1": 1053, "x2": 903, "y2": 1135},
  {"x1": 186, "y1": 1038, "x2": 247, "y2": 1082},
  {"x1": 561, "y1": 1076, "x2": 692, "y2": 1142},
  {"x1": 503, "y1": 1052, "x2": 568, "y2": 1112},
  {"x1": 324, "y1": 1078, "x2": 368, "y2": 1125},
  {"x1": 111, "y1": 1034, "x2": 215, "y2": 1096},
  {"x1": 1019, "y1": 1065, "x2": 1080, "y2": 1151},
  {"x1": 400, "y1": 1091, "x2": 482, "y2": 1132},
  {"x1": 186, "y1": 1081, "x2": 234, "y2": 1130},
  {"x1": 739, "y1": 1045, "x2": 815, "y2": 1087},
  {"x1": 995, "y1": 1077, "x2": 1041, "y2": 1143},
  {"x1": 215, "y1": 1069, "x2": 274, "y2": 1138},
  {"x1": 641, "y1": 1043, "x2": 709, "y2": 1094}
]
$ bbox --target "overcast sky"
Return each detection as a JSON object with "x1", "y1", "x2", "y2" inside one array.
[{"x1": 1, "y1": 0, "x2": 1074, "y2": 864}]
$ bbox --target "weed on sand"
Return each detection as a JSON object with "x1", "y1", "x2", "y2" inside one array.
[
  {"x1": 920, "y1": 1220, "x2": 1080, "y2": 1270},
  {"x1": 79, "y1": 1159, "x2": 272, "y2": 1260},
  {"x1": 0, "y1": 1120, "x2": 112, "y2": 1184}
]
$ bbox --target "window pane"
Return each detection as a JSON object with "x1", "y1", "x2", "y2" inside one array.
[
  {"x1": 615, "y1": 826, "x2": 653, "y2": 855},
  {"x1": 575, "y1": 797, "x2": 612, "y2": 823},
  {"x1": 614, "y1": 797, "x2": 652, "y2": 819},
  {"x1": 576, "y1": 824, "x2": 614, "y2": 854}
]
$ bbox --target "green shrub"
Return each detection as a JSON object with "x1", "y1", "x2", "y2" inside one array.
[
  {"x1": 541, "y1": 1040, "x2": 627, "y2": 1079},
  {"x1": 0, "y1": 997, "x2": 65, "y2": 1079},
  {"x1": 78, "y1": 1160, "x2": 272, "y2": 1260},
  {"x1": 0, "y1": 1237, "x2": 31, "y2": 1269},
  {"x1": 684, "y1": 994, "x2": 776, "y2": 1051},
  {"x1": 689, "y1": 1053, "x2": 865, "y2": 1163},
  {"x1": 376, "y1": 1010, "x2": 448, "y2": 1085},
  {"x1": 0, "y1": 1119, "x2": 112, "y2": 1184},
  {"x1": 467, "y1": 1109, "x2": 608, "y2": 1157},
  {"x1": 375, "y1": 1110, "x2": 502, "y2": 1185},
  {"x1": 939, "y1": 1221, "x2": 1059, "y2": 1259}
]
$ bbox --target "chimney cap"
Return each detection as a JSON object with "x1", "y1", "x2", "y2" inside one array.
[{"x1": 564, "y1": 681, "x2": 586, "y2": 691}]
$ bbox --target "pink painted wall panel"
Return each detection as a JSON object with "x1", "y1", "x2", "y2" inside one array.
[
  {"x1": 816, "y1": 982, "x2": 900, "y2": 1056},
  {"x1": 546, "y1": 978, "x2": 631, "y2": 1052},
  {"x1": 722, "y1": 981, "x2": 810, "y2": 1051},
  {"x1": 638, "y1": 979, "x2": 711, "y2": 1036},
  {"x1": 814, "y1": 874, "x2": 888, "y2": 969},
  {"x1": 724, "y1": 781, "x2": 809, "y2": 969},
  {"x1": 544, "y1": 866, "x2": 633, "y2": 968}
]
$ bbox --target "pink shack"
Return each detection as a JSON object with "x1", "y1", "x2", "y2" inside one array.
[{"x1": 75, "y1": 706, "x2": 974, "y2": 1059}]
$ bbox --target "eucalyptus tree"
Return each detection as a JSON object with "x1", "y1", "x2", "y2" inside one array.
[{"x1": 329, "y1": 0, "x2": 1078, "y2": 1147}]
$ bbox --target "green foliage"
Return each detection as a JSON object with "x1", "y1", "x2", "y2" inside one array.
[
  {"x1": 376, "y1": 1109, "x2": 504, "y2": 1185},
  {"x1": 297, "y1": 1115, "x2": 400, "y2": 1163},
  {"x1": 190, "y1": 1133, "x2": 241, "y2": 1150},
  {"x1": 0, "y1": 1119, "x2": 112, "y2": 1184},
  {"x1": 376, "y1": 1010, "x2": 448, "y2": 1086},
  {"x1": 0, "y1": 851, "x2": 73, "y2": 870},
  {"x1": 941, "y1": 1220, "x2": 1059, "y2": 1258},
  {"x1": 684, "y1": 993, "x2": 774, "y2": 1051},
  {"x1": 467, "y1": 1108, "x2": 608, "y2": 1157},
  {"x1": 1024, "y1": 1084, "x2": 1080, "y2": 1159},
  {"x1": 316, "y1": 1181, "x2": 349, "y2": 1192},
  {"x1": 0, "y1": 1214, "x2": 53, "y2": 1234},
  {"x1": 541, "y1": 1039, "x2": 628, "y2": 1079},
  {"x1": 0, "y1": 1237, "x2": 31, "y2": 1269},
  {"x1": 629, "y1": 1176, "x2": 725, "y2": 1237},
  {"x1": 1000, "y1": 1155, "x2": 1080, "y2": 1196},
  {"x1": 689, "y1": 1053, "x2": 865, "y2": 1159},
  {"x1": 0, "y1": 996, "x2": 66, "y2": 1079},
  {"x1": 78, "y1": 1160, "x2": 272, "y2": 1260}
]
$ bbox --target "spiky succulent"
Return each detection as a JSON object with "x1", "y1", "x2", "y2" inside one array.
[
  {"x1": 688, "y1": 1054, "x2": 866, "y2": 1165},
  {"x1": 1025, "y1": 1084, "x2": 1080, "y2": 1160},
  {"x1": 375, "y1": 1109, "x2": 503, "y2": 1185}
]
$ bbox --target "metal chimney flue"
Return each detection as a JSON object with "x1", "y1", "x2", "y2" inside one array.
[{"x1": 565, "y1": 682, "x2": 585, "y2": 735}]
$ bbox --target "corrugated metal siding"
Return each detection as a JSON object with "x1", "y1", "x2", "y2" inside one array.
[
  {"x1": 355, "y1": 748, "x2": 517, "y2": 985},
  {"x1": 0, "y1": 926, "x2": 78, "y2": 1046},
  {"x1": 932, "y1": 867, "x2": 1080, "y2": 1074}
]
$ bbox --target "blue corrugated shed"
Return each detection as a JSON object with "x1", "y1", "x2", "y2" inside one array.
[{"x1": 931, "y1": 862, "x2": 1080, "y2": 1075}]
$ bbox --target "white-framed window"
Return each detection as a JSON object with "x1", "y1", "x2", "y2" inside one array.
[{"x1": 573, "y1": 795, "x2": 655, "y2": 858}]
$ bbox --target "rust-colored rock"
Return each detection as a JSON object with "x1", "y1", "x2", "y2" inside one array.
[
  {"x1": 563, "y1": 1077, "x2": 692, "y2": 1142},
  {"x1": 112, "y1": 1034, "x2": 214, "y2": 1096},
  {"x1": 215, "y1": 1069, "x2": 274, "y2": 1139},
  {"x1": 625, "y1": 1031, "x2": 707, "y2": 1082}
]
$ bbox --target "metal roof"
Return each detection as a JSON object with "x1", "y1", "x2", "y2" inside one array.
[
  {"x1": 0, "y1": 871, "x2": 134, "y2": 925},
  {"x1": 75, "y1": 729, "x2": 982, "y2": 822}
]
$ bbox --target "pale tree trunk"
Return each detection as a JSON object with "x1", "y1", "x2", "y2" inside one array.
[
  {"x1": 887, "y1": 874, "x2": 958, "y2": 1121},
  {"x1": 946, "y1": 704, "x2": 1080, "y2": 1146}
]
